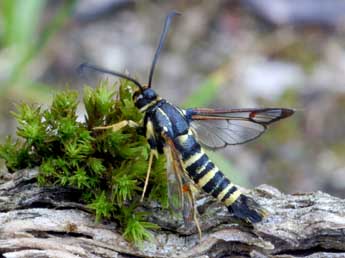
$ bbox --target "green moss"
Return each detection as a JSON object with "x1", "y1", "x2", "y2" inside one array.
[{"x1": 0, "y1": 80, "x2": 167, "y2": 244}]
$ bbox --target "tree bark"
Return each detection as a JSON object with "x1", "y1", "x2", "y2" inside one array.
[{"x1": 1, "y1": 168, "x2": 345, "y2": 258}]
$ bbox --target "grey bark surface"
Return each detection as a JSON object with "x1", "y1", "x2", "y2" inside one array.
[{"x1": 1, "y1": 168, "x2": 345, "y2": 258}]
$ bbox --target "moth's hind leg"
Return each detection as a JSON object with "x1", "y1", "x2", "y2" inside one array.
[
  {"x1": 140, "y1": 149, "x2": 155, "y2": 202},
  {"x1": 93, "y1": 120, "x2": 139, "y2": 132}
]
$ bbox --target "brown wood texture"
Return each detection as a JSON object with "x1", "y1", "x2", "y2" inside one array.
[{"x1": 1, "y1": 168, "x2": 345, "y2": 258}]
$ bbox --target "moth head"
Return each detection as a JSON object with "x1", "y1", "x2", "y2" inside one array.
[{"x1": 133, "y1": 87, "x2": 158, "y2": 110}]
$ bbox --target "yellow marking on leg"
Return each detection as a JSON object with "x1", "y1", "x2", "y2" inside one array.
[
  {"x1": 152, "y1": 149, "x2": 158, "y2": 158},
  {"x1": 224, "y1": 190, "x2": 242, "y2": 206},
  {"x1": 140, "y1": 150, "x2": 154, "y2": 202},
  {"x1": 197, "y1": 167, "x2": 218, "y2": 188},
  {"x1": 93, "y1": 120, "x2": 138, "y2": 132},
  {"x1": 127, "y1": 120, "x2": 138, "y2": 128},
  {"x1": 146, "y1": 120, "x2": 155, "y2": 138},
  {"x1": 183, "y1": 152, "x2": 204, "y2": 168},
  {"x1": 216, "y1": 183, "x2": 234, "y2": 202}
]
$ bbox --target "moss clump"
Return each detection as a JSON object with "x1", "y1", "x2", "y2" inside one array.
[{"x1": 0, "y1": 80, "x2": 168, "y2": 245}]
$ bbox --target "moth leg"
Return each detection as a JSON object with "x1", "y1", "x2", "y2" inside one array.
[
  {"x1": 140, "y1": 149, "x2": 155, "y2": 202},
  {"x1": 184, "y1": 182, "x2": 202, "y2": 240},
  {"x1": 93, "y1": 120, "x2": 139, "y2": 132}
]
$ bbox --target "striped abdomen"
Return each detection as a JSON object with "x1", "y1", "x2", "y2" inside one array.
[{"x1": 174, "y1": 130, "x2": 264, "y2": 223}]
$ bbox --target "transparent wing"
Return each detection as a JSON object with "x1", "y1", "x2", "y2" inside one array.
[
  {"x1": 188, "y1": 108, "x2": 294, "y2": 150},
  {"x1": 191, "y1": 119, "x2": 266, "y2": 149},
  {"x1": 163, "y1": 137, "x2": 197, "y2": 225},
  {"x1": 164, "y1": 143, "x2": 184, "y2": 212}
]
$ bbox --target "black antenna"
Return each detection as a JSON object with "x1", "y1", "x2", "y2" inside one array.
[
  {"x1": 147, "y1": 11, "x2": 180, "y2": 88},
  {"x1": 78, "y1": 63, "x2": 144, "y2": 91}
]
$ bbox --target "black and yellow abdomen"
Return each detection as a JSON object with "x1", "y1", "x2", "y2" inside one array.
[
  {"x1": 173, "y1": 129, "x2": 264, "y2": 223},
  {"x1": 146, "y1": 102, "x2": 264, "y2": 223}
]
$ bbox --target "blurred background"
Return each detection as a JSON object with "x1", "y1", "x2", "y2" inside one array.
[{"x1": 1, "y1": 0, "x2": 345, "y2": 197}]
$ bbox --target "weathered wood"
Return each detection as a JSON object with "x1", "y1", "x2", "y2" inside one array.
[{"x1": 1, "y1": 168, "x2": 345, "y2": 258}]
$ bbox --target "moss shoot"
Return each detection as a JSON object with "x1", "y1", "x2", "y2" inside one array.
[{"x1": 0, "y1": 80, "x2": 168, "y2": 245}]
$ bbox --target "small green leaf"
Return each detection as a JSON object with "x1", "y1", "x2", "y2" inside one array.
[
  {"x1": 122, "y1": 211, "x2": 159, "y2": 245},
  {"x1": 88, "y1": 157, "x2": 106, "y2": 176},
  {"x1": 112, "y1": 174, "x2": 140, "y2": 206},
  {"x1": 88, "y1": 191, "x2": 114, "y2": 222},
  {"x1": 50, "y1": 90, "x2": 78, "y2": 119}
]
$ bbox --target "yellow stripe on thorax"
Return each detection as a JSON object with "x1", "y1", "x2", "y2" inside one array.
[
  {"x1": 157, "y1": 107, "x2": 170, "y2": 121},
  {"x1": 139, "y1": 97, "x2": 161, "y2": 112},
  {"x1": 176, "y1": 107, "x2": 186, "y2": 117}
]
